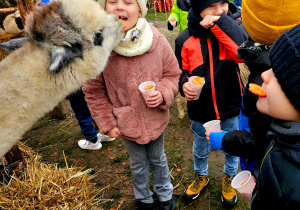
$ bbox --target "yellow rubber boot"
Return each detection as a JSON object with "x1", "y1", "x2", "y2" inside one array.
[
  {"x1": 221, "y1": 173, "x2": 237, "y2": 207},
  {"x1": 183, "y1": 173, "x2": 209, "y2": 201}
]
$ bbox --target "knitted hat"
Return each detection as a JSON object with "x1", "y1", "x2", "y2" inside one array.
[
  {"x1": 242, "y1": 0, "x2": 300, "y2": 45},
  {"x1": 189, "y1": 0, "x2": 229, "y2": 15},
  {"x1": 269, "y1": 24, "x2": 300, "y2": 112},
  {"x1": 98, "y1": 0, "x2": 147, "y2": 18}
]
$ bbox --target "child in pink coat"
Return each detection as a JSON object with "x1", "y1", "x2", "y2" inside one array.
[{"x1": 83, "y1": 0, "x2": 181, "y2": 209}]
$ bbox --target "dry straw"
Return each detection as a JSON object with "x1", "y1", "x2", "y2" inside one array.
[{"x1": 0, "y1": 142, "x2": 110, "y2": 209}]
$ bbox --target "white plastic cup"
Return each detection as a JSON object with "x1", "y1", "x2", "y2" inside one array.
[
  {"x1": 231, "y1": 170, "x2": 256, "y2": 201},
  {"x1": 203, "y1": 120, "x2": 221, "y2": 132},
  {"x1": 169, "y1": 17, "x2": 177, "y2": 27},
  {"x1": 138, "y1": 81, "x2": 156, "y2": 101},
  {"x1": 188, "y1": 76, "x2": 205, "y2": 100}
]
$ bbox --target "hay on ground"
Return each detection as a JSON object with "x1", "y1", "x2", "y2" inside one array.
[{"x1": 0, "y1": 142, "x2": 109, "y2": 209}]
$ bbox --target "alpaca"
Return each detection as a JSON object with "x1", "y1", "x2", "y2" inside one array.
[{"x1": 0, "y1": 0, "x2": 124, "y2": 158}]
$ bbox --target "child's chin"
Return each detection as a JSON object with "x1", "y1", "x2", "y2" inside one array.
[{"x1": 256, "y1": 99, "x2": 265, "y2": 114}]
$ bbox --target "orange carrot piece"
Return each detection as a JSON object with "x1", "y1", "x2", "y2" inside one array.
[
  {"x1": 122, "y1": 19, "x2": 127, "y2": 27},
  {"x1": 249, "y1": 83, "x2": 266, "y2": 97},
  {"x1": 192, "y1": 76, "x2": 205, "y2": 85},
  {"x1": 240, "y1": 180, "x2": 247, "y2": 186},
  {"x1": 143, "y1": 85, "x2": 153, "y2": 90}
]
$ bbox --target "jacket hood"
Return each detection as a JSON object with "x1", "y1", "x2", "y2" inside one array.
[
  {"x1": 187, "y1": 3, "x2": 241, "y2": 38},
  {"x1": 271, "y1": 119, "x2": 300, "y2": 138}
]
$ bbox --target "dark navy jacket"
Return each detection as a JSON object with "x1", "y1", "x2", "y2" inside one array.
[{"x1": 251, "y1": 120, "x2": 300, "y2": 209}]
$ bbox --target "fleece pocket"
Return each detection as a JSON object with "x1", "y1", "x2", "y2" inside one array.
[{"x1": 112, "y1": 106, "x2": 142, "y2": 139}]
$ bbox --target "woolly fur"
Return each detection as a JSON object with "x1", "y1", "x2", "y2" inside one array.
[{"x1": 0, "y1": 0, "x2": 124, "y2": 158}]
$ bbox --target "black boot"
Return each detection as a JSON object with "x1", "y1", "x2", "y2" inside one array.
[
  {"x1": 137, "y1": 201, "x2": 157, "y2": 210},
  {"x1": 160, "y1": 199, "x2": 176, "y2": 210}
]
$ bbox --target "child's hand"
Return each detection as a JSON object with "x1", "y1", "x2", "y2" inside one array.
[
  {"x1": 200, "y1": 15, "x2": 220, "y2": 29},
  {"x1": 205, "y1": 130, "x2": 224, "y2": 145},
  {"x1": 183, "y1": 82, "x2": 197, "y2": 101},
  {"x1": 107, "y1": 127, "x2": 122, "y2": 138},
  {"x1": 146, "y1": 90, "x2": 163, "y2": 108},
  {"x1": 205, "y1": 131, "x2": 211, "y2": 142},
  {"x1": 240, "y1": 175, "x2": 256, "y2": 202}
]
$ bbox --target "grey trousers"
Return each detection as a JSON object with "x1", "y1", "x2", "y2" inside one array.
[{"x1": 123, "y1": 132, "x2": 173, "y2": 203}]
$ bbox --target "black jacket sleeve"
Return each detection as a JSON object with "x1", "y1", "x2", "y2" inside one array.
[{"x1": 222, "y1": 130, "x2": 261, "y2": 160}]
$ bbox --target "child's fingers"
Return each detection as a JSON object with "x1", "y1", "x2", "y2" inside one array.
[
  {"x1": 205, "y1": 131, "x2": 210, "y2": 137},
  {"x1": 183, "y1": 88, "x2": 197, "y2": 99},
  {"x1": 200, "y1": 16, "x2": 220, "y2": 29},
  {"x1": 183, "y1": 82, "x2": 197, "y2": 100},
  {"x1": 185, "y1": 93, "x2": 197, "y2": 101},
  {"x1": 205, "y1": 131, "x2": 210, "y2": 142},
  {"x1": 146, "y1": 91, "x2": 163, "y2": 107},
  {"x1": 149, "y1": 90, "x2": 159, "y2": 97},
  {"x1": 183, "y1": 82, "x2": 194, "y2": 92},
  {"x1": 147, "y1": 98, "x2": 160, "y2": 106},
  {"x1": 116, "y1": 130, "x2": 122, "y2": 137}
]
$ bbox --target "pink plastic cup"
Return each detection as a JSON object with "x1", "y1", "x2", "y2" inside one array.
[
  {"x1": 203, "y1": 120, "x2": 221, "y2": 132},
  {"x1": 138, "y1": 81, "x2": 156, "y2": 101},
  {"x1": 188, "y1": 76, "x2": 205, "y2": 100}
]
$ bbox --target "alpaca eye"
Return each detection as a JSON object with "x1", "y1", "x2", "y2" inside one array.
[{"x1": 94, "y1": 32, "x2": 103, "y2": 46}]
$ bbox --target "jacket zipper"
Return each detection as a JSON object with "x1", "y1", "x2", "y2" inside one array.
[
  {"x1": 207, "y1": 37, "x2": 220, "y2": 119},
  {"x1": 251, "y1": 143, "x2": 274, "y2": 204}
]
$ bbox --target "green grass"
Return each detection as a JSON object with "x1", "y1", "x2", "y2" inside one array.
[
  {"x1": 165, "y1": 145, "x2": 183, "y2": 164},
  {"x1": 111, "y1": 152, "x2": 129, "y2": 163},
  {"x1": 146, "y1": 7, "x2": 170, "y2": 21}
]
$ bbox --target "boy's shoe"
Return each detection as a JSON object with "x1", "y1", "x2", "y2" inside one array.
[
  {"x1": 160, "y1": 198, "x2": 176, "y2": 210},
  {"x1": 221, "y1": 173, "x2": 237, "y2": 207},
  {"x1": 183, "y1": 173, "x2": 209, "y2": 201},
  {"x1": 78, "y1": 139, "x2": 102, "y2": 150},
  {"x1": 97, "y1": 133, "x2": 115, "y2": 142},
  {"x1": 136, "y1": 201, "x2": 157, "y2": 210}
]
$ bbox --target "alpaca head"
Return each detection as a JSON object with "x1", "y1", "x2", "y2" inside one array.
[{"x1": 1, "y1": 0, "x2": 124, "y2": 73}]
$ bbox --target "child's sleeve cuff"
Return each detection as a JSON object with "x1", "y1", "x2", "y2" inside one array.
[{"x1": 210, "y1": 131, "x2": 228, "y2": 150}]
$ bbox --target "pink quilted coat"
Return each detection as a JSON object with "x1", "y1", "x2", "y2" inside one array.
[{"x1": 83, "y1": 25, "x2": 181, "y2": 144}]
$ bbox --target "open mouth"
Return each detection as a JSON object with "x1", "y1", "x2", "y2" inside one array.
[
  {"x1": 119, "y1": 16, "x2": 127, "y2": 27},
  {"x1": 119, "y1": 16, "x2": 128, "y2": 21}
]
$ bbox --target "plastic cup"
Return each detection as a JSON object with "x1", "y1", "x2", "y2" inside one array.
[
  {"x1": 188, "y1": 76, "x2": 205, "y2": 100},
  {"x1": 138, "y1": 81, "x2": 156, "y2": 101},
  {"x1": 169, "y1": 17, "x2": 176, "y2": 26},
  {"x1": 203, "y1": 120, "x2": 221, "y2": 132},
  {"x1": 170, "y1": 18, "x2": 176, "y2": 23},
  {"x1": 231, "y1": 170, "x2": 256, "y2": 201}
]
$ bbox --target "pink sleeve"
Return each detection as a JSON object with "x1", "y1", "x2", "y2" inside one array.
[
  {"x1": 82, "y1": 74, "x2": 117, "y2": 134},
  {"x1": 156, "y1": 35, "x2": 182, "y2": 110}
]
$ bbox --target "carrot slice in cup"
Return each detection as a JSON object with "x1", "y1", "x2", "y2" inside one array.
[{"x1": 249, "y1": 83, "x2": 266, "y2": 97}]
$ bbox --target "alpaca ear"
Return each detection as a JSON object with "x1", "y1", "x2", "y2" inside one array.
[
  {"x1": 0, "y1": 37, "x2": 28, "y2": 51},
  {"x1": 48, "y1": 43, "x2": 83, "y2": 73}
]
